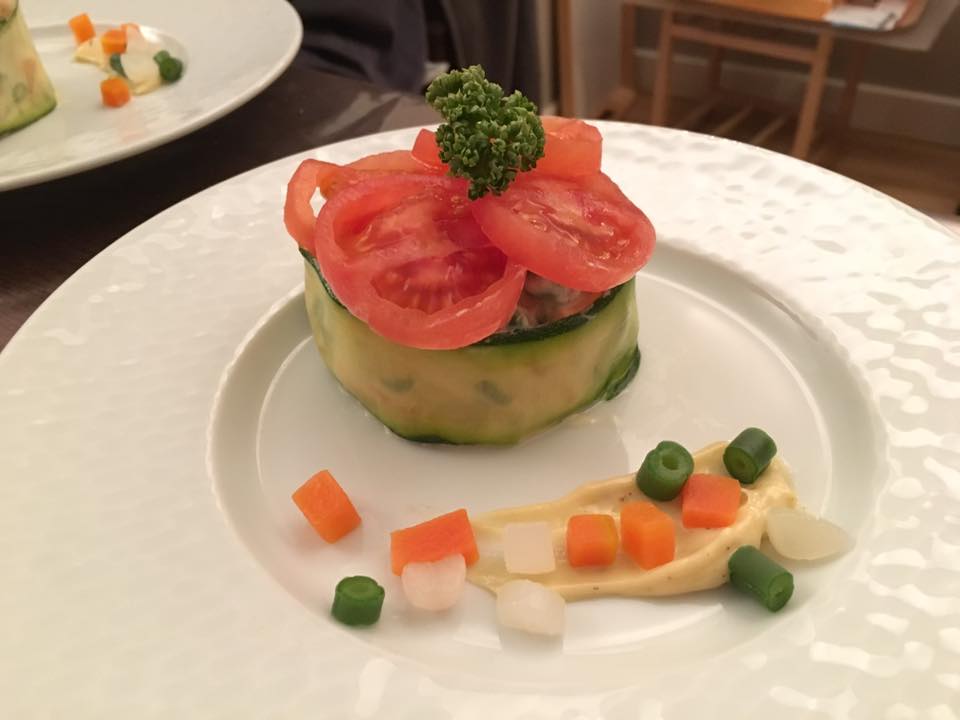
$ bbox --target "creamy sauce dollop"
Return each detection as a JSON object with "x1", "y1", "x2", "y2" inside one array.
[{"x1": 469, "y1": 442, "x2": 797, "y2": 600}]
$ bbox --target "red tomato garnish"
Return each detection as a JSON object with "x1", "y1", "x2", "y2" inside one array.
[
  {"x1": 411, "y1": 119, "x2": 602, "y2": 178},
  {"x1": 283, "y1": 152, "x2": 443, "y2": 251},
  {"x1": 312, "y1": 175, "x2": 526, "y2": 349},
  {"x1": 284, "y1": 159, "x2": 326, "y2": 251},
  {"x1": 328, "y1": 150, "x2": 440, "y2": 195},
  {"x1": 470, "y1": 172, "x2": 655, "y2": 292},
  {"x1": 535, "y1": 116, "x2": 602, "y2": 177},
  {"x1": 411, "y1": 128, "x2": 445, "y2": 168}
]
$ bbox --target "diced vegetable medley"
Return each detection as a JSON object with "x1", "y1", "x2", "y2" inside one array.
[{"x1": 68, "y1": 13, "x2": 185, "y2": 108}]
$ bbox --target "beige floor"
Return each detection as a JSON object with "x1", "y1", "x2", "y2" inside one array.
[{"x1": 622, "y1": 96, "x2": 960, "y2": 225}]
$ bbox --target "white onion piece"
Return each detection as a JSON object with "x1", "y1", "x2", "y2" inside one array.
[
  {"x1": 124, "y1": 27, "x2": 157, "y2": 54},
  {"x1": 122, "y1": 52, "x2": 162, "y2": 95},
  {"x1": 401, "y1": 554, "x2": 466, "y2": 611},
  {"x1": 74, "y1": 37, "x2": 106, "y2": 69},
  {"x1": 766, "y1": 507, "x2": 852, "y2": 560},
  {"x1": 503, "y1": 521, "x2": 556, "y2": 575},
  {"x1": 496, "y1": 579, "x2": 565, "y2": 636}
]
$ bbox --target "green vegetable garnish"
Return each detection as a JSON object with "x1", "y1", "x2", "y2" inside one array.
[
  {"x1": 723, "y1": 427, "x2": 777, "y2": 484},
  {"x1": 728, "y1": 546, "x2": 794, "y2": 612},
  {"x1": 635, "y1": 440, "x2": 694, "y2": 500},
  {"x1": 426, "y1": 65, "x2": 545, "y2": 200},
  {"x1": 153, "y1": 50, "x2": 184, "y2": 83},
  {"x1": 109, "y1": 53, "x2": 126, "y2": 78},
  {"x1": 331, "y1": 576, "x2": 384, "y2": 626}
]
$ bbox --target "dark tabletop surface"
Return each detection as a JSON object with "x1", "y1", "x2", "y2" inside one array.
[{"x1": 0, "y1": 63, "x2": 439, "y2": 350}]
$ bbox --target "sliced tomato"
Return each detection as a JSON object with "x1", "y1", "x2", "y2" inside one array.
[
  {"x1": 285, "y1": 158, "x2": 326, "y2": 251},
  {"x1": 328, "y1": 150, "x2": 441, "y2": 196},
  {"x1": 284, "y1": 153, "x2": 444, "y2": 251},
  {"x1": 411, "y1": 119, "x2": 602, "y2": 178},
  {"x1": 470, "y1": 172, "x2": 655, "y2": 292},
  {"x1": 535, "y1": 116, "x2": 602, "y2": 177},
  {"x1": 313, "y1": 175, "x2": 526, "y2": 349},
  {"x1": 411, "y1": 129, "x2": 445, "y2": 168}
]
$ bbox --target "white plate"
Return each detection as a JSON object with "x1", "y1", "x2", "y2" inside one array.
[
  {"x1": 2, "y1": 124, "x2": 959, "y2": 718},
  {"x1": 0, "y1": 0, "x2": 301, "y2": 190}
]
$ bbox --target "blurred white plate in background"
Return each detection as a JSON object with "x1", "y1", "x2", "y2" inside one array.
[{"x1": 0, "y1": 0, "x2": 301, "y2": 190}]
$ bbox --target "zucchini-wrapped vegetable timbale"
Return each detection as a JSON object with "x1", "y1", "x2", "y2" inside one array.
[{"x1": 0, "y1": 0, "x2": 56, "y2": 136}]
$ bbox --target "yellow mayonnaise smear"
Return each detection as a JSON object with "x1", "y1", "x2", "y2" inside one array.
[{"x1": 469, "y1": 442, "x2": 797, "y2": 601}]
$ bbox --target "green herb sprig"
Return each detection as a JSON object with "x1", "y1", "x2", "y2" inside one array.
[{"x1": 426, "y1": 65, "x2": 545, "y2": 200}]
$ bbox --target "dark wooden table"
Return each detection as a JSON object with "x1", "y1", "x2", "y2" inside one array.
[{"x1": 0, "y1": 63, "x2": 439, "y2": 349}]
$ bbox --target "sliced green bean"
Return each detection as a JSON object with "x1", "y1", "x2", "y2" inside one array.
[
  {"x1": 728, "y1": 546, "x2": 793, "y2": 612},
  {"x1": 331, "y1": 576, "x2": 384, "y2": 626},
  {"x1": 636, "y1": 440, "x2": 694, "y2": 501},
  {"x1": 153, "y1": 51, "x2": 184, "y2": 83},
  {"x1": 723, "y1": 427, "x2": 777, "y2": 484},
  {"x1": 109, "y1": 53, "x2": 126, "y2": 78}
]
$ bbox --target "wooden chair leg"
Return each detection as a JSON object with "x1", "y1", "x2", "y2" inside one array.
[
  {"x1": 556, "y1": 0, "x2": 575, "y2": 117},
  {"x1": 751, "y1": 115, "x2": 788, "y2": 147},
  {"x1": 707, "y1": 46, "x2": 725, "y2": 91},
  {"x1": 837, "y1": 42, "x2": 868, "y2": 132},
  {"x1": 593, "y1": 1, "x2": 640, "y2": 119},
  {"x1": 620, "y1": 3, "x2": 637, "y2": 91},
  {"x1": 792, "y1": 31, "x2": 834, "y2": 159},
  {"x1": 651, "y1": 10, "x2": 675, "y2": 125}
]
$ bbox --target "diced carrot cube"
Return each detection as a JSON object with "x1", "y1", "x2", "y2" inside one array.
[
  {"x1": 681, "y1": 473, "x2": 742, "y2": 529},
  {"x1": 390, "y1": 509, "x2": 478, "y2": 575},
  {"x1": 101, "y1": 28, "x2": 127, "y2": 55},
  {"x1": 292, "y1": 470, "x2": 361, "y2": 543},
  {"x1": 620, "y1": 501, "x2": 675, "y2": 569},
  {"x1": 100, "y1": 77, "x2": 131, "y2": 108},
  {"x1": 68, "y1": 13, "x2": 96, "y2": 45},
  {"x1": 566, "y1": 514, "x2": 618, "y2": 567}
]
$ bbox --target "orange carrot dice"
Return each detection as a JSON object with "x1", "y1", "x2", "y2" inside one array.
[
  {"x1": 68, "y1": 13, "x2": 96, "y2": 45},
  {"x1": 566, "y1": 514, "x2": 618, "y2": 567},
  {"x1": 101, "y1": 28, "x2": 127, "y2": 55},
  {"x1": 681, "y1": 473, "x2": 742, "y2": 529},
  {"x1": 620, "y1": 501, "x2": 675, "y2": 569},
  {"x1": 100, "y1": 77, "x2": 131, "y2": 108},
  {"x1": 390, "y1": 509, "x2": 478, "y2": 575},
  {"x1": 292, "y1": 470, "x2": 361, "y2": 543}
]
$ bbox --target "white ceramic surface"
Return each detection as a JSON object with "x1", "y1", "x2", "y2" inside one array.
[
  {"x1": 0, "y1": 0, "x2": 301, "y2": 190},
  {"x1": 2, "y1": 124, "x2": 959, "y2": 718}
]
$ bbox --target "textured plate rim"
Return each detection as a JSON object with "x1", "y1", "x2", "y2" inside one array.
[{"x1": 2, "y1": 122, "x2": 958, "y2": 717}]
